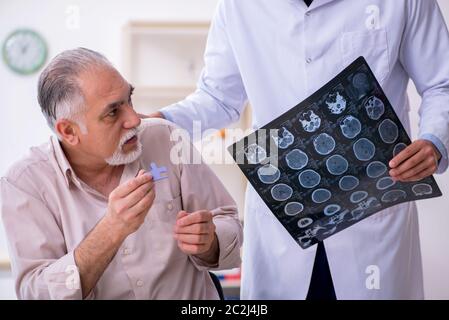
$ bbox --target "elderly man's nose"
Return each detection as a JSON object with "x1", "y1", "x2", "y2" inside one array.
[{"x1": 124, "y1": 107, "x2": 141, "y2": 129}]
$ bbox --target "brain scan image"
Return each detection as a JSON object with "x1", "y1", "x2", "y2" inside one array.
[
  {"x1": 272, "y1": 127, "x2": 294, "y2": 149},
  {"x1": 378, "y1": 119, "x2": 399, "y2": 144},
  {"x1": 364, "y1": 96, "x2": 385, "y2": 120},
  {"x1": 350, "y1": 191, "x2": 369, "y2": 203},
  {"x1": 314, "y1": 133, "x2": 336, "y2": 155},
  {"x1": 350, "y1": 197, "x2": 381, "y2": 220},
  {"x1": 229, "y1": 57, "x2": 442, "y2": 249},
  {"x1": 412, "y1": 183, "x2": 433, "y2": 196},
  {"x1": 339, "y1": 175, "x2": 360, "y2": 191},
  {"x1": 298, "y1": 217, "x2": 313, "y2": 229},
  {"x1": 324, "y1": 204, "x2": 341, "y2": 216},
  {"x1": 325, "y1": 91, "x2": 347, "y2": 114},
  {"x1": 257, "y1": 164, "x2": 281, "y2": 184},
  {"x1": 381, "y1": 190, "x2": 407, "y2": 203},
  {"x1": 352, "y1": 72, "x2": 370, "y2": 94},
  {"x1": 285, "y1": 149, "x2": 308, "y2": 170},
  {"x1": 284, "y1": 202, "x2": 304, "y2": 216},
  {"x1": 298, "y1": 225, "x2": 326, "y2": 248},
  {"x1": 244, "y1": 143, "x2": 267, "y2": 164},
  {"x1": 298, "y1": 169, "x2": 321, "y2": 188},
  {"x1": 322, "y1": 210, "x2": 350, "y2": 232},
  {"x1": 393, "y1": 143, "x2": 407, "y2": 157},
  {"x1": 340, "y1": 115, "x2": 362, "y2": 139},
  {"x1": 326, "y1": 154, "x2": 349, "y2": 176},
  {"x1": 366, "y1": 161, "x2": 387, "y2": 178},
  {"x1": 299, "y1": 110, "x2": 321, "y2": 133},
  {"x1": 353, "y1": 138, "x2": 376, "y2": 161},
  {"x1": 376, "y1": 177, "x2": 396, "y2": 190},
  {"x1": 271, "y1": 183, "x2": 293, "y2": 201},
  {"x1": 312, "y1": 188, "x2": 332, "y2": 204}
]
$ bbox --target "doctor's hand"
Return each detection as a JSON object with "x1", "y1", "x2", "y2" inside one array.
[
  {"x1": 174, "y1": 210, "x2": 219, "y2": 256},
  {"x1": 138, "y1": 111, "x2": 165, "y2": 119},
  {"x1": 389, "y1": 139, "x2": 441, "y2": 182}
]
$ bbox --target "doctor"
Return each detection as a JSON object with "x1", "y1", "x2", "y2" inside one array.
[{"x1": 150, "y1": 0, "x2": 449, "y2": 299}]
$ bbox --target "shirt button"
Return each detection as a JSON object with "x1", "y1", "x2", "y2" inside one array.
[
  {"x1": 305, "y1": 11, "x2": 311, "y2": 16},
  {"x1": 123, "y1": 248, "x2": 131, "y2": 255},
  {"x1": 167, "y1": 203, "x2": 173, "y2": 210},
  {"x1": 306, "y1": 58, "x2": 312, "y2": 64},
  {"x1": 136, "y1": 280, "x2": 144, "y2": 287}
]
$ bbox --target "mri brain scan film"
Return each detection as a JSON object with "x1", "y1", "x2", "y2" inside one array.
[{"x1": 229, "y1": 57, "x2": 442, "y2": 249}]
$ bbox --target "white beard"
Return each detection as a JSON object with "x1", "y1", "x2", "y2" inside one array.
[{"x1": 105, "y1": 127, "x2": 143, "y2": 166}]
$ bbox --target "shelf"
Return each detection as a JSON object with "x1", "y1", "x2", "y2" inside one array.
[{"x1": 122, "y1": 21, "x2": 209, "y2": 88}]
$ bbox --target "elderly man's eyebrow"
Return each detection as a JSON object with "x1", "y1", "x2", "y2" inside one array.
[{"x1": 101, "y1": 84, "x2": 135, "y2": 117}]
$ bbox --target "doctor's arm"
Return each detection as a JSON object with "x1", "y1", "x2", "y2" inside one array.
[
  {"x1": 390, "y1": 0, "x2": 449, "y2": 181},
  {"x1": 154, "y1": 1, "x2": 248, "y2": 138}
]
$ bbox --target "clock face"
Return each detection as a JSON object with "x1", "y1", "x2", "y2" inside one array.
[{"x1": 2, "y1": 29, "x2": 48, "y2": 75}]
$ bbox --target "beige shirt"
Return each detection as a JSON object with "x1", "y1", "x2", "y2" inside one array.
[{"x1": 0, "y1": 119, "x2": 242, "y2": 300}]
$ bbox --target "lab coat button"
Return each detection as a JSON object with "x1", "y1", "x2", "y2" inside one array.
[
  {"x1": 306, "y1": 58, "x2": 312, "y2": 64},
  {"x1": 167, "y1": 203, "x2": 173, "y2": 210},
  {"x1": 136, "y1": 280, "x2": 144, "y2": 287}
]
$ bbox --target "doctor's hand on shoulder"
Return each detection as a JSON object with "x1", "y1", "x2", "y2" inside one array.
[
  {"x1": 138, "y1": 112, "x2": 165, "y2": 119},
  {"x1": 389, "y1": 139, "x2": 442, "y2": 182}
]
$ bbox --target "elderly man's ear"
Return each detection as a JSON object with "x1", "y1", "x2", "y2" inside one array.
[{"x1": 55, "y1": 120, "x2": 81, "y2": 145}]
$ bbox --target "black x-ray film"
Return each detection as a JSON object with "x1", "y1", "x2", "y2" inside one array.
[{"x1": 228, "y1": 57, "x2": 442, "y2": 249}]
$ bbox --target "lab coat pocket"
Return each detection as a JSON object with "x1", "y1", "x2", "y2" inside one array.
[{"x1": 340, "y1": 28, "x2": 390, "y2": 84}]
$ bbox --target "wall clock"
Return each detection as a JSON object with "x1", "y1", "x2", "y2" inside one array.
[{"x1": 2, "y1": 29, "x2": 48, "y2": 75}]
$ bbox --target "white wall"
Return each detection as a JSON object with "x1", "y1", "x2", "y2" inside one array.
[{"x1": 0, "y1": 0, "x2": 449, "y2": 299}]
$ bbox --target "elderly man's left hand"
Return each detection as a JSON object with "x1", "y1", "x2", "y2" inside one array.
[
  {"x1": 174, "y1": 210, "x2": 218, "y2": 256},
  {"x1": 389, "y1": 139, "x2": 441, "y2": 182}
]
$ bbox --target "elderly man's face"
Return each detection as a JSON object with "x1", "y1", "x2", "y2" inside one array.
[{"x1": 76, "y1": 66, "x2": 142, "y2": 165}]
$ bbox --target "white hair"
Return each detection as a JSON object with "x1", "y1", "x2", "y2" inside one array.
[
  {"x1": 37, "y1": 47, "x2": 114, "y2": 136},
  {"x1": 105, "y1": 127, "x2": 143, "y2": 166}
]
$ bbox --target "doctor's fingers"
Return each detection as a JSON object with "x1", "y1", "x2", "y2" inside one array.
[
  {"x1": 394, "y1": 156, "x2": 437, "y2": 181},
  {"x1": 400, "y1": 166, "x2": 438, "y2": 182},
  {"x1": 389, "y1": 149, "x2": 427, "y2": 177},
  {"x1": 389, "y1": 142, "x2": 421, "y2": 168},
  {"x1": 111, "y1": 171, "x2": 153, "y2": 199}
]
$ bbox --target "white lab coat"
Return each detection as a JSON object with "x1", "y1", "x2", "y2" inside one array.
[{"x1": 161, "y1": 0, "x2": 449, "y2": 299}]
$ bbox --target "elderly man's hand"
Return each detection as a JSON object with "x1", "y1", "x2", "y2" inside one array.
[
  {"x1": 104, "y1": 169, "x2": 155, "y2": 239},
  {"x1": 389, "y1": 139, "x2": 441, "y2": 182},
  {"x1": 174, "y1": 210, "x2": 218, "y2": 256}
]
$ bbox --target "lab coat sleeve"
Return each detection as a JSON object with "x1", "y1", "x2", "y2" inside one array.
[
  {"x1": 160, "y1": 0, "x2": 248, "y2": 138},
  {"x1": 399, "y1": 0, "x2": 449, "y2": 173},
  {"x1": 166, "y1": 123, "x2": 243, "y2": 271},
  {"x1": 0, "y1": 178, "x2": 94, "y2": 300}
]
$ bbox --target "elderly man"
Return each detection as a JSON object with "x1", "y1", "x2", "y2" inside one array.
[{"x1": 0, "y1": 48, "x2": 242, "y2": 300}]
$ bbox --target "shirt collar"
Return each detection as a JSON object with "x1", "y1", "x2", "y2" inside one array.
[
  {"x1": 50, "y1": 135, "x2": 80, "y2": 188},
  {"x1": 50, "y1": 135, "x2": 143, "y2": 189}
]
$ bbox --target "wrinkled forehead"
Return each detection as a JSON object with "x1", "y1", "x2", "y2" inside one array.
[{"x1": 77, "y1": 65, "x2": 129, "y2": 109}]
